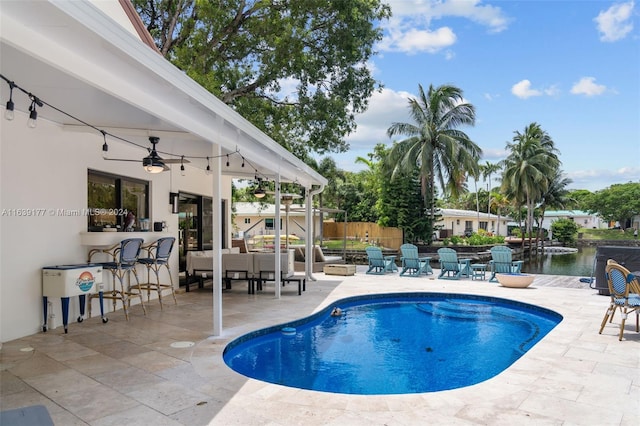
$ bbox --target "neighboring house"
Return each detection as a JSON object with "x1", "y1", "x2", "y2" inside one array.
[
  {"x1": 540, "y1": 210, "x2": 605, "y2": 239},
  {"x1": 0, "y1": 1, "x2": 325, "y2": 342},
  {"x1": 435, "y1": 209, "x2": 512, "y2": 238},
  {"x1": 233, "y1": 202, "x2": 322, "y2": 242}
]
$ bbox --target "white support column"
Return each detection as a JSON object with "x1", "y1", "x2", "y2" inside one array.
[
  {"x1": 305, "y1": 187, "x2": 313, "y2": 281},
  {"x1": 211, "y1": 144, "x2": 223, "y2": 336},
  {"x1": 274, "y1": 174, "x2": 281, "y2": 298}
]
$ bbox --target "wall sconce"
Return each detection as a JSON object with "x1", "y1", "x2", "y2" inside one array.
[{"x1": 170, "y1": 192, "x2": 179, "y2": 214}]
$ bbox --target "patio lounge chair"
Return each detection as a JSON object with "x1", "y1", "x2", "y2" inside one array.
[
  {"x1": 488, "y1": 246, "x2": 524, "y2": 282},
  {"x1": 599, "y1": 259, "x2": 640, "y2": 341},
  {"x1": 365, "y1": 246, "x2": 397, "y2": 275},
  {"x1": 437, "y1": 248, "x2": 471, "y2": 280},
  {"x1": 400, "y1": 244, "x2": 432, "y2": 277}
]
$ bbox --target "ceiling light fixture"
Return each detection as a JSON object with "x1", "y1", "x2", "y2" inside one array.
[
  {"x1": 253, "y1": 177, "x2": 266, "y2": 198},
  {"x1": 142, "y1": 136, "x2": 165, "y2": 173}
]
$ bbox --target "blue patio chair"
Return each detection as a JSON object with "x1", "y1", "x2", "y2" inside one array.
[
  {"x1": 89, "y1": 238, "x2": 146, "y2": 321},
  {"x1": 599, "y1": 259, "x2": 640, "y2": 341},
  {"x1": 437, "y1": 248, "x2": 471, "y2": 280},
  {"x1": 400, "y1": 244, "x2": 432, "y2": 277},
  {"x1": 137, "y1": 237, "x2": 177, "y2": 309},
  {"x1": 488, "y1": 246, "x2": 524, "y2": 282},
  {"x1": 365, "y1": 246, "x2": 397, "y2": 275}
]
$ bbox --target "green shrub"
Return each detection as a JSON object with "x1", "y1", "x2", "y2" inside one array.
[{"x1": 551, "y1": 218, "x2": 580, "y2": 245}]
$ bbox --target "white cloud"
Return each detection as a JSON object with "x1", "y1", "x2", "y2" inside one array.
[
  {"x1": 570, "y1": 77, "x2": 607, "y2": 96},
  {"x1": 430, "y1": 0, "x2": 510, "y2": 33},
  {"x1": 544, "y1": 85, "x2": 561, "y2": 97},
  {"x1": 511, "y1": 80, "x2": 542, "y2": 99},
  {"x1": 379, "y1": 0, "x2": 510, "y2": 54},
  {"x1": 394, "y1": 27, "x2": 457, "y2": 53},
  {"x1": 385, "y1": 0, "x2": 509, "y2": 32},
  {"x1": 346, "y1": 88, "x2": 415, "y2": 149},
  {"x1": 594, "y1": 1, "x2": 635, "y2": 42},
  {"x1": 566, "y1": 166, "x2": 640, "y2": 191}
]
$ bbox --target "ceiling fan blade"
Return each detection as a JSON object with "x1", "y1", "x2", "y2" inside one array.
[
  {"x1": 163, "y1": 158, "x2": 191, "y2": 164},
  {"x1": 103, "y1": 158, "x2": 141, "y2": 163}
]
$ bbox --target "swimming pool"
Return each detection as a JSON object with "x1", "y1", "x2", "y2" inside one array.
[{"x1": 223, "y1": 293, "x2": 562, "y2": 395}]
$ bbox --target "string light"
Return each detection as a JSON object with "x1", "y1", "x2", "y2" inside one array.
[
  {"x1": 101, "y1": 131, "x2": 109, "y2": 155},
  {"x1": 4, "y1": 80, "x2": 15, "y2": 121},
  {"x1": 0, "y1": 73, "x2": 270, "y2": 179},
  {"x1": 27, "y1": 95, "x2": 42, "y2": 128}
]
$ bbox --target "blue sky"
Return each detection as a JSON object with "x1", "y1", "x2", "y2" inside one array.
[{"x1": 337, "y1": 0, "x2": 640, "y2": 192}]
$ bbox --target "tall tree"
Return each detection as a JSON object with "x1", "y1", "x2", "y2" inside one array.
[
  {"x1": 501, "y1": 122, "x2": 559, "y2": 247},
  {"x1": 386, "y1": 84, "x2": 481, "y2": 243},
  {"x1": 490, "y1": 193, "x2": 510, "y2": 236},
  {"x1": 133, "y1": 0, "x2": 391, "y2": 155},
  {"x1": 481, "y1": 161, "x2": 501, "y2": 215},
  {"x1": 585, "y1": 182, "x2": 640, "y2": 229},
  {"x1": 535, "y1": 168, "x2": 573, "y2": 244},
  {"x1": 377, "y1": 143, "x2": 431, "y2": 242}
]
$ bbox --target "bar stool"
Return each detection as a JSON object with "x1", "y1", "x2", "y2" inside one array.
[
  {"x1": 137, "y1": 237, "x2": 177, "y2": 309},
  {"x1": 88, "y1": 238, "x2": 146, "y2": 321}
]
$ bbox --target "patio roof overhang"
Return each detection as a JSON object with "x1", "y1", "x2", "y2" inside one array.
[{"x1": 0, "y1": 0, "x2": 327, "y2": 189}]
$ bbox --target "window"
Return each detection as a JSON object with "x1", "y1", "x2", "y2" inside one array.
[
  {"x1": 87, "y1": 170, "x2": 149, "y2": 231},
  {"x1": 244, "y1": 218, "x2": 251, "y2": 224},
  {"x1": 264, "y1": 218, "x2": 282, "y2": 230},
  {"x1": 479, "y1": 221, "x2": 488, "y2": 231},
  {"x1": 465, "y1": 221, "x2": 473, "y2": 233}
]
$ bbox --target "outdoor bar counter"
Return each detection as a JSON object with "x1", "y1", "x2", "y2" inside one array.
[{"x1": 80, "y1": 231, "x2": 173, "y2": 247}]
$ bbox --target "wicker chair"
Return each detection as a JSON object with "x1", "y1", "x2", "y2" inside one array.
[
  {"x1": 137, "y1": 237, "x2": 177, "y2": 309},
  {"x1": 599, "y1": 259, "x2": 640, "y2": 341},
  {"x1": 88, "y1": 238, "x2": 146, "y2": 321}
]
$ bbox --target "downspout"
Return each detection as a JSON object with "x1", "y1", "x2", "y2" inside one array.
[{"x1": 306, "y1": 183, "x2": 325, "y2": 281}]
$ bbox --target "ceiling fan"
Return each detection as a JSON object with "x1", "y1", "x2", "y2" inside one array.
[{"x1": 103, "y1": 136, "x2": 189, "y2": 173}]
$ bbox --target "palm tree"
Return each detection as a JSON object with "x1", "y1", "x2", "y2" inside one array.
[
  {"x1": 481, "y1": 161, "x2": 501, "y2": 215},
  {"x1": 490, "y1": 193, "x2": 510, "y2": 236},
  {"x1": 501, "y1": 122, "x2": 560, "y2": 248},
  {"x1": 536, "y1": 168, "x2": 574, "y2": 244},
  {"x1": 386, "y1": 84, "x2": 481, "y2": 242}
]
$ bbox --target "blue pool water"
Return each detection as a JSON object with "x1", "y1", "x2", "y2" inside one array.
[{"x1": 223, "y1": 293, "x2": 562, "y2": 395}]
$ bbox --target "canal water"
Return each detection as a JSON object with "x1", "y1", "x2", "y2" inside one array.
[{"x1": 521, "y1": 246, "x2": 596, "y2": 277}]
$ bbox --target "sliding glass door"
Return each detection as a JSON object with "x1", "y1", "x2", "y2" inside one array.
[{"x1": 177, "y1": 192, "x2": 226, "y2": 284}]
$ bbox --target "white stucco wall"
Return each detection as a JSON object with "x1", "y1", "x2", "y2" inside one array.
[{"x1": 0, "y1": 110, "x2": 230, "y2": 342}]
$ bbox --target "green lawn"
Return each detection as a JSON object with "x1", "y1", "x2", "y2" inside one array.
[{"x1": 579, "y1": 228, "x2": 638, "y2": 241}]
